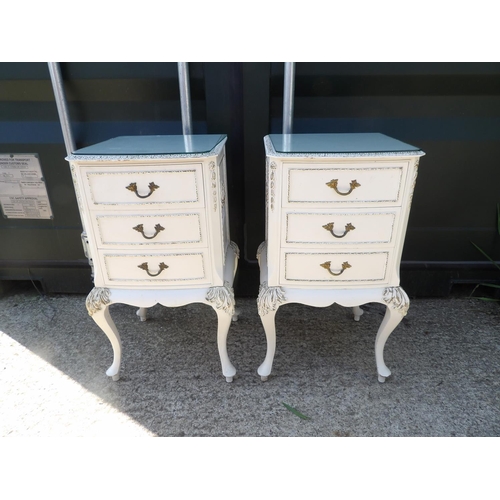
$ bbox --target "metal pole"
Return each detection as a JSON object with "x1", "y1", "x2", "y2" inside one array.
[
  {"x1": 47, "y1": 62, "x2": 75, "y2": 155},
  {"x1": 283, "y1": 62, "x2": 295, "y2": 135},
  {"x1": 178, "y1": 62, "x2": 193, "y2": 136}
]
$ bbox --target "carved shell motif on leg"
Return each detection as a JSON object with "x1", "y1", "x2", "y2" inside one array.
[{"x1": 206, "y1": 281, "x2": 235, "y2": 317}]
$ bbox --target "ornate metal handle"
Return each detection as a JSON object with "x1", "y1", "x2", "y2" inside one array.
[
  {"x1": 137, "y1": 262, "x2": 168, "y2": 277},
  {"x1": 322, "y1": 222, "x2": 355, "y2": 238},
  {"x1": 320, "y1": 261, "x2": 351, "y2": 276},
  {"x1": 326, "y1": 179, "x2": 361, "y2": 196},
  {"x1": 126, "y1": 182, "x2": 160, "y2": 199},
  {"x1": 133, "y1": 223, "x2": 165, "y2": 240}
]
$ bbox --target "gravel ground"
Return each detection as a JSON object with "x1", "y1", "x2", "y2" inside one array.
[{"x1": 1, "y1": 281, "x2": 499, "y2": 437}]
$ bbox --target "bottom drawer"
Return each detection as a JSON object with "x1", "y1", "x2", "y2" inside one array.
[
  {"x1": 282, "y1": 251, "x2": 390, "y2": 285},
  {"x1": 99, "y1": 250, "x2": 211, "y2": 286}
]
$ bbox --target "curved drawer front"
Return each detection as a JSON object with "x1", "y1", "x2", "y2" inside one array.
[
  {"x1": 93, "y1": 212, "x2": 206, "y2": 248},
  {"x1": 281, "y1": 251, "x2": 389, "y2": 285},
  {"x1": 82, "y1": 165, "x2": 204, "y2": 208},
  {"x1": 284, "y1": 163, "x2": 406, "y2": 207},
  {"x1": 283, "y1": 210, "x2": 397, "y2": 247},
  {"x1": 100, "y1": 251, "x2": 211, "y2": 286}
]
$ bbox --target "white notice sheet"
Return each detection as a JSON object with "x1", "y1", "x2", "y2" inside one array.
[{"x1": 0, "y1": 154, "x2": 53, "y2": 219}]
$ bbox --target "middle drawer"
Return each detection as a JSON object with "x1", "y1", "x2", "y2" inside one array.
[
  {"x1": 282, "y1": 209, "x2": 399, "y2": 247},
  {"x1": 91, "y1": 211, "x2": 207, "y2": 249}
]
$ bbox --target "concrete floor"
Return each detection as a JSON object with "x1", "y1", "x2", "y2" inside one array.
[{"x1": 1, "y1": 281, "x2": 499, "y2": 437}]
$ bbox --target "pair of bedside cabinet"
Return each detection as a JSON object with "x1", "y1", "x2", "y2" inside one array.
[{"x1": 67, "y1": 133, "x2": 424, "y2": 384}]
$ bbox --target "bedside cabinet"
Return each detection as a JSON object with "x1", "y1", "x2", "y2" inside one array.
[
  {"x1": 257, "y1": 133, "x2": 424, "y2": 382},
  {"x1": 67, "y1": 135, "x2": 239, "y2": 382}
]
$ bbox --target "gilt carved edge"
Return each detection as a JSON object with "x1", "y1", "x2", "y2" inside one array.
[
  {"x1": 206, "y1": 281, "x2": 235, "y2": 316},
  {"x1": 383, "y1": 287, "x2": 410, "y2": 316},
  {"x1": 86, "y1": 287, "x2": 111, "y2": 316},
  {"x1": 209, "y1": 161, "x2": 218, "y2": 211},
  {"x1": 256, "y1": 241, "x2": 266, "y2": 260},
  {"x1": 65, "y1": 137, "x2": 226, "y2": 162},
  {"x1": 269, "y1": 161, "x2": 277, "y2": 211},
  {"x1": 257, "y1": 281, "x2": 286, "y2": 316},
  {"x1": 263, "y1": 135, "x2": 424, "y2": 158},
  {"x1": 229, "y1": 241, "x2": 240, "y2": 259},
  {"x1": 409, "y1": 158, "x2": 420, "y2": 205}
]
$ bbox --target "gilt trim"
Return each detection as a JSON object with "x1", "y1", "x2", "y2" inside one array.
[
  {"x1": 206, "y1": 281, "x2": 235, "y2": 316},
  {"x1": 257, "y1": 281, "x2": 286, "y2": 316},
  {"x1": 86, "y1": 287, "x2": 111, "y2": 316},
  {"x1": 383, "y1": 286, "x2": 410, "y2": 316}
]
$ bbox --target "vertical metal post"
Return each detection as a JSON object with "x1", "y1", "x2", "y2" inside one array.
[
  {"x1": 282, "y1": 62, "x2": 295, "y2": 135},
  {"x1": 47, "y1": 62, "x2": 76, "y2": 155},
  {"x1": 178, "y1": 62, "x2": 193, "y2": 136}
]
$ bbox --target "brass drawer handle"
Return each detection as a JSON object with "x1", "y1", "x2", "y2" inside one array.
[
  {"x1": 133, "y1": 223, "x2": 165, "y2": 240},
  {"x1": 326, "y1": 179, "x2": 360, "y2": 196},
  {"x1": 320, "y1": 261, "x2": 351, "y2": 276},
  {"x1": 322, "y1": 222, "x2": 355, "y2": 238},
  {"x1": 126, "y1": 182, "x2": 159, "y2": 199},
  {"x1": 137, "y1": 262, "x2": 168, "y2": 277}
]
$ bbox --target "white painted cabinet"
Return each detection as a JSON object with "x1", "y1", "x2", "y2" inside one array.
[
  {"x1": 67, "y1": 135, "x2": 239, "y2": 382},
  {"x1": 257, "y1": 133, "x2": 424, "y2": 382}
]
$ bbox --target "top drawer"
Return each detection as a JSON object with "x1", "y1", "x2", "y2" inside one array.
[
  {"x1": 79, "y1": 163, "x2": 205, "y2": 209},
  {"x1": 283, "y1": 162, "x2": 407, "y2": 207}
]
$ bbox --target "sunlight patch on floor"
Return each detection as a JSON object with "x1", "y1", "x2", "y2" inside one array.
[{"x1": 0, "y1": 330, "x2": 154, "y2": 437}]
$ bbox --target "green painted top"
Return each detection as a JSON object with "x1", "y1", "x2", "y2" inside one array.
[
  {"x1": 72, "y1": 134, "x2": 226, "y2": 156},
  {"x1": 269, "y1": 133, "x2": 421, "y2": 154}
]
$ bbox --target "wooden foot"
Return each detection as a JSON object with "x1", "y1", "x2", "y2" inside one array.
[
  {"x1": 352, "y1": 305, "x2": 364, "y2": 322},
  {"x1": 136, "y1": 307, "x2": 148, "y2": 322},
  {"x1": 232, "y1": 307, "x2": 241, "y2": 322}
]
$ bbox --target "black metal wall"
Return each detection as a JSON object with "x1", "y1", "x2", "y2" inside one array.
[{"x1": 1, "y1": 62, "x2": 499, "y2": 296}]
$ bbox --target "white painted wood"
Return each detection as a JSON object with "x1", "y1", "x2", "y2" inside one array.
[
  {"x1": 284, "y1": 162, "x2": 407, "y2": 206},
  {"x1": 90, "y1": 303, "x2": 122, "y2": 380},
  {"x1": 283, "y1": 209, "x2": 398, "y2": 247},
  {"x1": 81, "y1": 163, "x2": 205, "y2": 208},
  {"x1": 102, "y1": 250, "x2": 211, "y2": 286},
  {"x1": 352, "y1": 306, "x2": 364, "y2": 321},
  {"x1": 281, "y1": 250, "x2": 390, "y2": 285},
  {"x1": 259, "y1": 135, "x2": 423, "y2": 382},
  {"x1": 68, "y1": 137, "x2": 239, "y2": 382},
  {"x1": 93, "y1": 211, "x2": 207, "y2": 248},
  {"x1": 136, "y1": 307, "x2": 147, "y2": 322}
]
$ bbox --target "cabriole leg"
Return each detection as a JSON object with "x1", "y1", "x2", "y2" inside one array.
[
  {"x1": 206, "y1": 282, "x2": 237, "y2": 382},
  {"x1": 257, "y1": 308, "x2": 278, "y2": 381},
  {"x1": 257, "y1": 282, "x2": 286, "y2": 381},
  {"x1": 86, "y1": 288, "x2": 122, "y2": 381},
  {"x1": 215, "y1": 308, "x2": 237, "y2": 382},
  {"x1": 376, "y1": 287, "x2": 410, "y2": 382}
]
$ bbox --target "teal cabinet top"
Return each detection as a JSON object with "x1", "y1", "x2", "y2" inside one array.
[
  {"x1": 268, "y1": 133, "x2": 422, "y2": 154},
  {"x1": 70, "y1": 134, "x2": 226, "y2": 157}
]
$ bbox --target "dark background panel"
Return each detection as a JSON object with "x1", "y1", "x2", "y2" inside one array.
[
  {"x1": 0, "y1": 63, "x2": 199, "y2": 292},
  {"x1": 1, "y1": 62, "x2": 499, "y2": 296},
  {"x1": 62, "y1": 62, "x2": 208, "y2": 146},
  {"x1": 246, "y1": 62, "x2": 500, "y2": 296}
]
